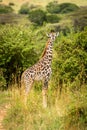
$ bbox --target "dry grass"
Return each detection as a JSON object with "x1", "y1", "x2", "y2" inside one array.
[{"x1": 0, "y1": 84, "x2": 87, "y2": 130}]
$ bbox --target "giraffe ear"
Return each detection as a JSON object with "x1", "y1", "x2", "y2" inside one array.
[{"x1": 56, "y1": 32, "x2": 59, "y2": 36}]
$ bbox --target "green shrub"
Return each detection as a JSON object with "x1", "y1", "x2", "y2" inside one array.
[
  {"x1": 58, "y1": 3, "x2": 79, "y2": 14},
  {"x1": 0, "y1": 25, "x2": 39, "y2": 87},
  {"x1": 29, "y1": 9, "x2": 46, "y2": 25},
  {"x1": 19, "y1": 3, "x2": 30, "y2": 14},
  {"x1": 46, "y1": 14, "x2": 61, "y2": 23},
  {"x1": 76, "y1": 27, "x2": 87, "y2": 50},
  {"x1": 52, "y1": 28, "x2": 87, "y2": 90},
  {"x1": 46, "y1": 1, "x2": 59, "y2": 14},
  {"x1": 46, "y1": 2, "x2": 79, "y2": 14},
  {"x1": 0, "y1": 4, "x2": 13, "y2": 14}
]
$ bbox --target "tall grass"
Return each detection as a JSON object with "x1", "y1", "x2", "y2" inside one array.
[
  {"x1": 2, "y1": 83, "x2": 87, "y2": 130},
  {"x1": 0, "y1": 90, "x2": 11, "y2": 106}
]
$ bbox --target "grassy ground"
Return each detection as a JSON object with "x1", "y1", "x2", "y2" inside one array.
[
  {"x1": 1, "y1": 88, "x2": 66, "y2": 130},
  {"x1": 0, "y1": 84, "x2": 86, "y2": 130}
]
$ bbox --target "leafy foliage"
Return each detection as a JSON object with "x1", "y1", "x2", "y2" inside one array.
[
  {"x1": 52, "y1": 28, "x2": 87, "y2": 90},
  {"x1": 0, "y1": 25, "x2": 39, "y2": 87}
]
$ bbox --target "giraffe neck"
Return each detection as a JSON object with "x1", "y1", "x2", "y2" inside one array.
[{"x1": 43, "y1": 38, "x2": 53, "y2": 63}]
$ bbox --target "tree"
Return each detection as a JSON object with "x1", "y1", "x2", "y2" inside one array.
[
  {"x1": 29, "y1": 9, "x2": 46, "y2": 25},
  {"x1": 0, "y1": 25, "x2": 38, "y2": 88}
]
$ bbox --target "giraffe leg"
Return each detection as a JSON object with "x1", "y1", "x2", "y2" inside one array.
[
  {"x1": 24, "y1": 80, "x2": 33, "y2": 106},
  {"x1": 42, "y1": 80, "x2": 48, "y2": 108},
  {"x1": 42, "y1": 89, "x2": 48, "y2": 108}
]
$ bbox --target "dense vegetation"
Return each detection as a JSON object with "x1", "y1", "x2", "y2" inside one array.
[{"x1": 0, "y1": 1, "x2": 87, "y2": 130}]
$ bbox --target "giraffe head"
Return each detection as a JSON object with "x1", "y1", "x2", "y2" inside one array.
[{"x1": 46, "y1": 31, "x2": 59, "y2": 41}]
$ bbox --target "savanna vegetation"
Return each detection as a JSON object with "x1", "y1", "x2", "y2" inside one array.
[{"x1": 0, "y1": 0, "x2": 87, "y2": 130}]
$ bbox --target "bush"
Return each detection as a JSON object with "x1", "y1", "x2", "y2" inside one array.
[
  {"x1": 46, "y1": 1, "x2": 59, "y2": 14},
  {"x1": 46, "y1": 14, "x2": 61, "y2": 23},
  {"x1": 76, "y1": 27, "x2": 87, "y2": 51},
  {"x1": 52, "y1": 28, "x2": 87, "y2": 90},
  {"x1": 29, "y1": 9, "x2": 46, "y2": 25},
  {"x1": 46, "y1": 2, "x2": 79, "y2": 14},
  {"x1": 19, "y1": 3, "x2": 30, "y2": 14},
  {"x1": 0, "y1": 4, "x2": 13, "y2": 14},
  {"x1": 0, "y1": 25, "x2": 39, "y2": 87},
  {"x1": 58, "y1": 3, "x2": 79, "y2": 14}
]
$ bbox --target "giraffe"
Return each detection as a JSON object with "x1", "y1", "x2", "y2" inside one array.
[{"x1": 21, "y1": 31, "x2": 59, "y2": 108}]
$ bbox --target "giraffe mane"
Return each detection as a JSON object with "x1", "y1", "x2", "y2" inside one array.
[{"x1": 41, "y1": 39, "x2": 50, "y2": 57}]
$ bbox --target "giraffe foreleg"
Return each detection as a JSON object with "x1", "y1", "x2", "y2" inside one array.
[
  {"x1": 42, "y1": 80, "x2": 48, "y2": 108},
  {"x1": 24, "y1": 79, "x2": 33, "y2": 106}
]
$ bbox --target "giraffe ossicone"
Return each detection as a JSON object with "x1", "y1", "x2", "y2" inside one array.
[{"x1": 21, "y1": 31, "x2": 59, "y2": 108}]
